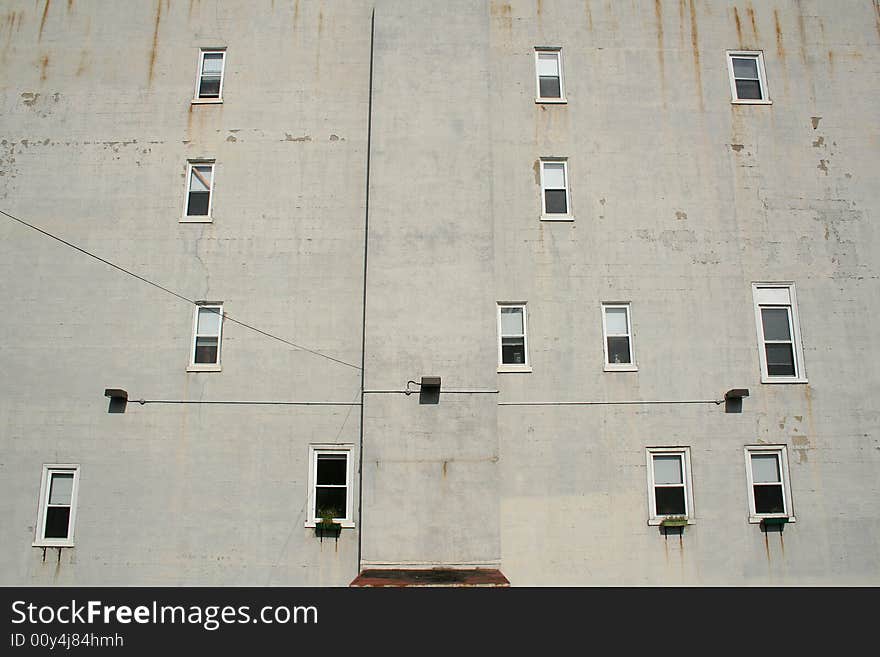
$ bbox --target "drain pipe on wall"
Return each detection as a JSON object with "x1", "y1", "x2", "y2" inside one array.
[{"x1": 356, "y1": 6, "x2": 376, "y2": 575}]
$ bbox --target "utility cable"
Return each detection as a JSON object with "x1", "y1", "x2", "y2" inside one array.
[{"x1": 1, "y1": 208, "x2": 361, "y2": 371}]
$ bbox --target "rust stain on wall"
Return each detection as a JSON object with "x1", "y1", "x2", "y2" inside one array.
[
  {"x1": 733, "y1": 7, "x2": 742, "y2": 45},
  {"x1": 38, "y1": 0, "x2": 50, "y2": 42},
  {"x1": 67, "y1": 0, "x2": 73, "y2": 11},
  {"x1": 875, "y1": 0, "x2": 880, "y2": 40},
  {"x1": 148, "y1": 0, "x2": 162, "y2": 87},
  {"x1": 293, "y1": 0, "x2": 299, "y2": 29},
  {"x1": 584, "y1": 0, "x2": 593, "y2": 31},
  {"x1": 746, "y1": 4, "x2": 758, "y2": 41},
  {"x1": 688, "y1": 0, "x2": 703, "y2": 110},
  {"x1": 774, "y1": 10, "x2": 785, "y2": 58},
  {"x1": 39, "y1": 54, "x2": 48, "y2": 80}
]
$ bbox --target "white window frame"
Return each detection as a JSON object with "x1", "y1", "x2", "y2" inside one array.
[
  {"x1": 33, "y1": 464, "x2": 80, "y2": 547},
  {"x1": 752, "y1": 283, "x2": 807, "y2": 383},
  {"x1": 726, "y1": 50, "x2": 771, "y2": 105},
  {"x1": 601, "y1": 302, "x2": 637, "y2": 372},
  {"x1": 646, "y1": 448, "x2": 695, "y2": 526},
  {"x1": 182, "y1": 160, "x2": 216, "y2": 223},
  {"x1": 534, "y1": 47, "x2": 566, "y2": 103},
  {"x1": 497, "y1": 302, "x2": 531, "y2": 373},
  {"x1": 305, "y1": 444, "x2": 355, "y2": 528},
  {"x1": 193, "y1": 48, "x2": 226, "y2": 103},
  {"x1": 744, "y1": 445, "x2": 795, "y2": 524},
  {"x1": 539, "y1": 158, "x2": 573, "y2": 221},
  {"x1": 187, "y1": 303, "x2": 224, "y2": 372}
]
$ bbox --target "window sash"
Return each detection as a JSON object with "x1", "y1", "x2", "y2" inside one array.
[
  {"x1": 196, "y1": 51, "x2": 225, "y2": 99},
  {"x1": 646, "y1": 449, "x2": 692, "y2": 522},
  {"x1": 602, "y1": 304, "x2": 634, "y2": 367},
  {"x1": 497, "y1": 304, "x2": 529, "y2": 368},
  {"x1": 191, "y1": 305, "x2": 223, "y2": 366},
  {"x1": 36, "y1": 466, "x2": 79, "y2": 546},
  {"x1": 309, "y1": 448, "x2": 352, "y2": 525},
  {"x1": 745, "y1": 447, "x2": 792, "y2": 520},
  {"x1": 535, "y1": 49, "x2": 564, "y2": 100},
  {"x1": 540, "y1": 161, "x2": 569, "y2": 216}
]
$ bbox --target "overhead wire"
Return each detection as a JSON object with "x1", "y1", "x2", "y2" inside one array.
[{"x1": 0, "y1": 208, "x2": 362, "y2": 371}]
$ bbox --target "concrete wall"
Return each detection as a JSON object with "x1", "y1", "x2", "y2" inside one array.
[
  {"x1": 1, "y1": 0, "x2": 878, "y2": 585},
  {"x1": 0, "y1": 0, "x2": 370, "y2": 585}
]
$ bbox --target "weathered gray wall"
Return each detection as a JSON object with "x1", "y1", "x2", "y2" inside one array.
[
  {"x1": 1, "y1": 0, "x2": 878, "y2": 586},
  {"x1": 0, "y1": 0, "x2": 370, "y2": 585}
]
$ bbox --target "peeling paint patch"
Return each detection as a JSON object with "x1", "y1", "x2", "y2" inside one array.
[
  {"x1": 817, "y1": 159, "x2": 829, "y2": 174},
  {"x1": 284, "y1": 133, "x2": 311, "y2": 142},
  {"x1": 810, "y1": 116, "x2": 821, "y2": 129},
  {"x1": 812, "y1": 136, "x2": 824, "y2": 148},
  {"x1": 21, "y1": 92, "x2": 39, "y2": 106},
  {"x1": 329, "y1": 134, "x2": 339, "y2": 141},
  {"x1": 675, "y1": 211, "x2": 687, "y2": 220},
  {"x1": 226, "y1": 135, "x2": 236, "y2": 142},
  {"x1": 730, "y1": 143, "x2": 744, "y2": 152}
]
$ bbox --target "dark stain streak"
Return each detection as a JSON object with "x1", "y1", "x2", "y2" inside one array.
[
  {"x1": 730, "y1": 143, "x2": 744, "y2": 152},
  {"x1": 38, "y1": 0, "x2": 49, "y2": 41},
  {"x1": 774, "y1": 10, "x2": 784, "y2": 58},
  {"x1": 293, "y1": 0, "x2": 300, "y2": 29},
  {"x1": 811, "y1": 116, "x2": 821, "y2": 129},
  {"x1": 585, "y1": 0, "x2": 593, "y2": 31},
  {"x1": 747, "y1": 4, "x2": 758, "y2": 40},
  {"x1": 40, "y1": 54, "x2": 49, "y2": 81},
  {"x1": 148, "y1": 0, "x2": 162, "y2": 87},
  {"x1": 688, "y1": 0, "x2": 702, "y2": 110},
  {"x1": 733, "y1": 7, "x2": 742, "y2": 45},
  {"x1": 66, "y1": 0, "x2": 72, "y2": 11}
]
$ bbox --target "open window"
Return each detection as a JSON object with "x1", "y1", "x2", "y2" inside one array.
[
  {"x1": 33, "y1": 465, "x2": 80, "y2": 547},
  {"x1": 752, "y1": 283, "x2": 807, "y2": 383},
  {"x1": 306, "y1": 445, "x2": 354, "y2": 528}
]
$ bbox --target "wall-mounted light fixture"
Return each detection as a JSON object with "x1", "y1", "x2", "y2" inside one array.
[
  {"x1": 724, "y1": 388, "x2": 749, "y2": 414},
  {"x1": 104, "y1": 388, "x2": 128, "y2": 413}
]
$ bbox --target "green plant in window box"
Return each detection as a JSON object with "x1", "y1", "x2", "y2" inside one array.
[
  {"x1": 660, "y1": 516, "x2": 688, "y2": 528},
  {"x1": 315, "y1": 508, "x2": 342, "y2": 539}
]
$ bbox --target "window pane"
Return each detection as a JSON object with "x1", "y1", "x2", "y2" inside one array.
[
  {"x1": 754, "y1": 484, "x2": 785, "y2": 514},
  {"x1": 199, "y1": 78, "x2": 221, "y2": 98},
  {"x1": 500, "y1": 307, "x2": 523, "y2": 335},
  {"x1": 501, "y1": 337, "x2": 526, "y2": 364},
  {"x1": 187, "y1": 192, "x2": 210, "y2": 216},
  {"x1": 607, "y1": 336, "x2": 631, "y2": 364},
  {"x1": 537, "y1": 53, "x2": 559, "y2": 76},
  {"x1": 315, "y1": 487, "x2": 346, "y2": 519},
  {"x1": 197, "y1": 308, "x2": 221, "y2": 335},
  {"x1": 544, "y1": 189, "x2": 568, "y2": 214},
  {"x1": 765, "y1": 344, "x2": 795, "y2": 376},
  {"x1": 542, "y1": 163, "x2": 566, "y2": 189},
  {"x1": 761, "y1": 308, "x2": 791, "y2": 341},
  {"x1": 605, "y1": 307, "x2": 628, "y2": 335},
  {"x1": 539, "y1": 77, "x2": 561, "y2": 98},
  {"x1": 732, "y1": 57, "x2": 759, "y2": 79},
  {"x1": 190, "y1": 166, "x2": 212, "y2": 192},
  {"x1": 735, "y1": 79, "x2": 762, "y2": 99},
  {"x1": 202, "y1": 53, "x2": 224, "y2": 74},
  {"x1": 751, "y1": 454, "x2": 780, "y2": 483},
  {"x1": 653, "y1": 456, "x2": 682, "y2": 485},
  {"x1": 655, "y1": 487, "x2": 686, "y2": 516},
  {"x1": 316, "y1": 454, "x2": 347, "y2": 485},
  {"x1": 44, "y1": 507, "x2": 71, "y2": 539},
  {"x1": 49, "y1": 473, "x2": 73, "y2": 505},
  {"x1": 194, "y1": 336, "x2": 218, "y2": 363}
]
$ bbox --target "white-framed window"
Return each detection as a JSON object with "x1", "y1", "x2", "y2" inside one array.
[
  {"x1": 497, "y1": 303, "x2": 531, "y2": 372},
  {"x1": 305, "y1": 445, "x2": 354, "y2": 528},
  {"x1": 188, "y1": 303, "x2": 223, "y2": 371},
  {"x1": 194, "y1": 49, "x2": 226, "y2": 102},
  {"x1": 602, "y1": 303, "x2": 636, "y2": 371},
  {"x1": 33, "y1": 464, "x2": 80, "y2": 547},
  {"x1": 745, "y1": 445, "x2": 795, "y2": 523},
  {"x1": 752, "y1": 283, "x2": 807, "y2": 383},
  {"x1": 539, "y1": 159, "x2": 572, "y2": 220},
  {"x1": 726, "y1": 51, "x2": 771, "y2": 104},
  {"x1": 535, "y1": 47, "x2": 566, "y2": 103},
  {"x1": 646, "y1": 448, "x2": 695, "y2": 525},
  {"x1": 182, "y1": 161, "x2": 215, "y2": 222}
]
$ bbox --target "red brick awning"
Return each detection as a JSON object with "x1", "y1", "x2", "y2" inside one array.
[{"x1": 350, "y1": 568, "x2": 510, "y2": 587}]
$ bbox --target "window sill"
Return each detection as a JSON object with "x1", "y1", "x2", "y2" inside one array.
[
  {"x1": 304, "y1": 521, "x2": 355, "y2": 529},
  {"x1": 648, "y1": 518, "x2": 694, "y2": 527},
  {"x1": 731, "y1": 98, "x2": 772, "y2": 105},
  {"x1": 604, "y1": 365, "x2": 638, "y2": 372},
  {"x1": 540, "y1": 215, "x2": 574, "y2": 222},
  {"x1": 180, "y1": 216, "x2": 213, "y2": 224},
  {"x1": 191, "y1": 98, "x2": 223, "y2": 105},
  {"x1": 498, "y1": 366, "x2": 533, "y2": 373},
  {"x1": 187, "y1": 364, "x2": 222, "y2": 372},
  {"x1": 749, "y1": 515, "x2": 795, "y2": 525},
  {"x1": 760, "y1": 377, "x2": 808, "y2": 384},
  {"x1": 33, "y1": 540, "x2": 74, "y2": 548},
  {"x1": 535, "y1": 98, "x2": 567, "y2": 104}
]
